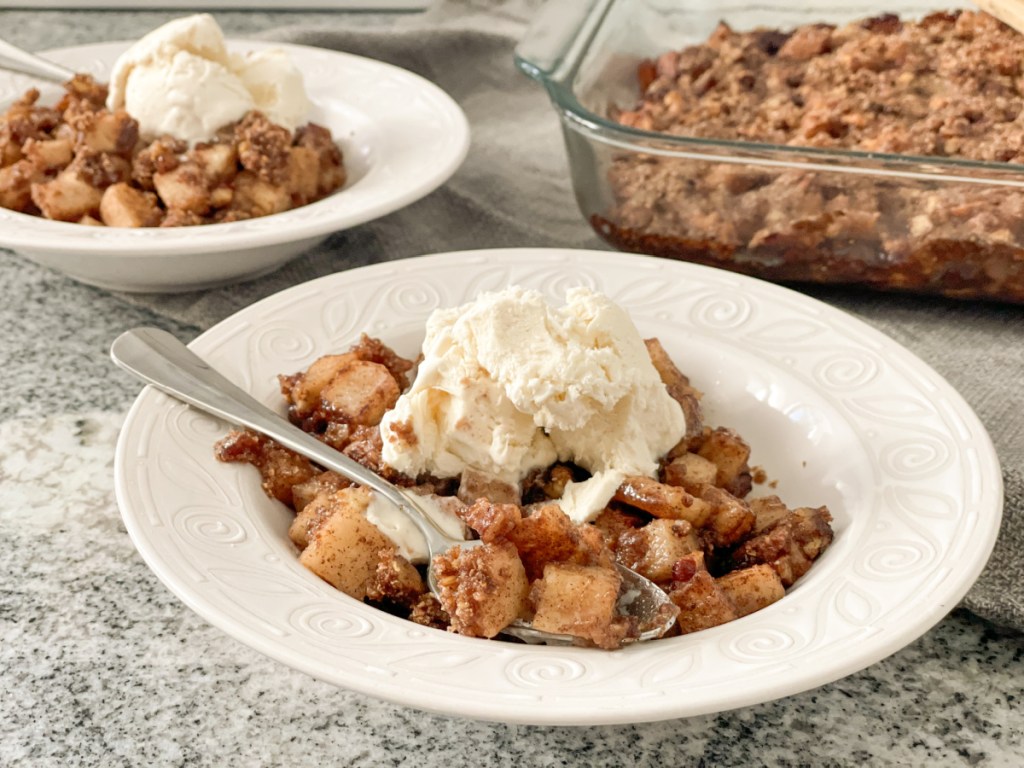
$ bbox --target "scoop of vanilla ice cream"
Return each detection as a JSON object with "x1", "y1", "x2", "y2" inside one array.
[
  {"x1": 106, "y1": 14, "x2": 310, "y2": 144},
  {"x1": 231, "y1": 48, "x2": 312, "y2": 132},
  {"x1": 546, "y1": 289, "x2": 687, "y2": 477},
  {"x1": 121, "y1": 50, "x2": 254, "y2": 144},
  {"x1": 107, "y1": 13, "x2": 230, "y2": 107},
  {"x1": 464, "y1": 288, "x2": 646, "y2": 431},
  {"x1": 380, "y1": 287, "x2": 686, "y2": 522},
  {"x1": 380, "y1": 301, "x2": 559, "y2": 485}
]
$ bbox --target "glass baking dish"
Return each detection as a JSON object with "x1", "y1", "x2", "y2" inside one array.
[{"x1": 515, "y1": 0, "x2": 1024, "y2": 302}]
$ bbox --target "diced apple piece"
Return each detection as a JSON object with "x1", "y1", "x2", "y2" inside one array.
[
  {"x1": 291, "y1": 470, "x2": 351, "y2": 515},
  {"x1": 536, "y1": 464, "x2": 575, "y2": 501},
  {"x1": 668, "y1": 551, "x2": 738, "y2": 634},
  {"x1": 644, "y1": 338, "x2": 704, "y2": 452},
  {"x1": 0, "y1": 159, "x2": 38, "y2": 211},
  {"x1": 279, "y1": 352, "x2": 358, "y2": 418},
  {"x1": 318, "y1": 162, "x2": 346, "y2": 198},
  {"x1": 160, "y1": 208, "x2": 204, "y2": 227},
  {"x1": 23, "y1": 138, "x2": 73, "y2": 171},
  {"x1": 661, "y1": 452, "x2": 718, "y2": 493},
  {"x1": 1, "y1": 133, "x2": 22, "y2": 166},
  {"x1": 99, "y1": 182, "x2": 163, "y2": 227},
  {"x1": 153, "y1": 161, "x2": 211, "y2": 214},
  {"x1": 716, "y1": 565, "x2": 785, "y2": 618},
  {"x1": 295, "y1": 122, "x2": 345, "y2": 196},
  {"x1": 530, "y1": 563, "x2": 628, "y2": 649},
  {"x1": 433, "y1": 541, "x2": 528, "y2": 638},
  {"x1": 614, "y1": 475, "x2": 713, "y2": 527},
  {"x1": 732, "y1": 506, "x2": 834, "y2": 587},
  {"x1": 318, "y1": 360, "x2": 401, "y2": 426},
  {"x1": 232, "y1": 169, "x2": 289, "y2": 216},
  {"x1": 698, "y1": 427, "x2": 752, "y2": 496},
  {"x1": 80, "y1": 110, "x2": 138, "y2": 155},
  {"x1": 615, "y1": 518, "x2": 700, "y2": 583},
  {"x1": 288, "y1": 487, "x2": 347, "y2": 550},
  {"x1": 507, "y1": 504, "x2": 611, "y2": 581},
  {"x1": 30, "y1": 168, "x2": 102, "y2": 221},
  {"x1": 341, "y1": 426, "x2": 386, "y2": 474},
  {"x1": 749, "y1": 495, "x2": 791, "y2": 534},
  {"x1": 209, "y1": 185, "x2": 233, "y2": 209},
  {"x1": 592, "y1": 507, "x2": 645, "y2": 547},
  {"x1": 193, "y1": 142, "x2": 238, "y2": 183},
  {"x1": 346, "y1": 333, "x2": 415, "y2": 389},
  {"x1": 288, "y1": 505, "x2": 321, "y2": 551},
  {"x1": 131, "y1": 137, "x2": 184, "y2": 190},
  {"x1": 366, "y1": 548, "x2": 426, "y2": 607},
  {"x1": 461, "y1": 498, "x2": 522, "y2": 543},
  {"x1": 644, "y1": 337, "x2": 701, "y2": 404},
  {"x1": 700, "y1": 486, "x2": 755, "y2": 547},
  {"x1": 298, "y1": 486, "x2": 393, "y2": 600},
  {"x1": 286, "y1": 145, "x2": 319, "y2": 202},
  {"x1": 457, "y1": 467, "x2": 521, "y2": 506}
]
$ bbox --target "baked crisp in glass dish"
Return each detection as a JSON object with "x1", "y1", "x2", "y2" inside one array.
[{"x1": 517, "y1": 2, "x2": 1024, "y2": 302}]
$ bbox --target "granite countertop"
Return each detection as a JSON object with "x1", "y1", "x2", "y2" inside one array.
[{"x1": 2, "y1": 5, "x2": 1023, "y2": 767}]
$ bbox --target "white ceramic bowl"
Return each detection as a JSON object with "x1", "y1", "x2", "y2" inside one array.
[
  {"x1": 114, "y1": 248, "x2": 1002, "y2": 725},
  {"x1": 0, "y1": 41, "x2": 470, "y2": 293}
]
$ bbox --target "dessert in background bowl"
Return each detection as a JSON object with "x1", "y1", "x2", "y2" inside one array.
[
  {"x1": 0, "y1": 15, "x2": 469, "y2": 292},
  {"x1": 3, "y1": 15, "x2": 343, "y2": 229},
  {"x1": 517, "y1": 1, "x2": 1024, "y2": 302}
]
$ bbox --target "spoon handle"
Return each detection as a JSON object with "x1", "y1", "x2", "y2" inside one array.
[
  {"x1": 110, "y1": 327, "x2": 458, "y2": 552},
  {"x1": 0, "y1": 39, "x2": 75, "y2": 83}
]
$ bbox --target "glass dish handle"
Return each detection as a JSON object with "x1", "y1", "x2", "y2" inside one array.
[{"x1": 514, "y1": 0, "x2": 612, "y2": 86}]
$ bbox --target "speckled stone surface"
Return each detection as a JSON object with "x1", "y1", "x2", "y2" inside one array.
[{"x1": 2, "y1": 4, "x2": 1024, "y2": 767}]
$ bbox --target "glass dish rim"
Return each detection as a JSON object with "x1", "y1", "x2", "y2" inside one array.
[{"x1": 513, "y1": 0, "x2": 1024, "y2": 186}]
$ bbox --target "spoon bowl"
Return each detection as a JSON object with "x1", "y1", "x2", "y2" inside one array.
[{"x1": 110, "y1": 326, "x2": 678, "y2": 646}]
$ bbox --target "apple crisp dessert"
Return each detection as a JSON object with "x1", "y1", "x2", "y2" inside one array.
[
  {"x1": 0, "y1": 75, "x2": 344, "y2": 227},
  {"x1": 215, "y1": 333, "x2": 834, "y2": 649},
  {"x1": 599, "y1": 10, "x2": 1024, "y2": 302}
]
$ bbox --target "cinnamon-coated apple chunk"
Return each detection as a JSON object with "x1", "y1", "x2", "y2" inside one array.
[
  {"x1": 298, "y1": 486, "x2": 394, "y2": 600},
  {"x1": 433, "y1": 542, "x2": 529, "y2": 638},
  {"x1": 99, "y1": 182, "x2": 162, "y2": 227},
  {"x1": 529, "y1": 563, "x2": 629, "y2": 650}
]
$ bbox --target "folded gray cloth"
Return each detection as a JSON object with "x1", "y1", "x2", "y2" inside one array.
[{"x1": 113, "y1": 0, "x2": 1023, "y2": 633}]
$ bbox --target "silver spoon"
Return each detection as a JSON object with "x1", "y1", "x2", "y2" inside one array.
[
  {"x1": 110, "y1": 327, "x2": 678, "y2": 646},
  {"x1": 0, "y1": 39, "x2": 75, "y2": 83}
]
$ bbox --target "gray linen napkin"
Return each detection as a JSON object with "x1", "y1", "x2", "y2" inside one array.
[{"x1": 111, "y1": 0, "x2": 1023, "y2": 632}]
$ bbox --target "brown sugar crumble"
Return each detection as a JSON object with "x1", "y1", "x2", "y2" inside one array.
[{"x1": 599, "y1": 10, "x2": 1024, "y2": 302}]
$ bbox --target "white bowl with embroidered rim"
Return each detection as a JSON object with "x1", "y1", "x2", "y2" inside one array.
[
  {"x1": 0, "y1": 40, "x2": 469, "y2": 293},
  {"x1": 113, "y1": 248, "x2": 1002, "y2": 725}
]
